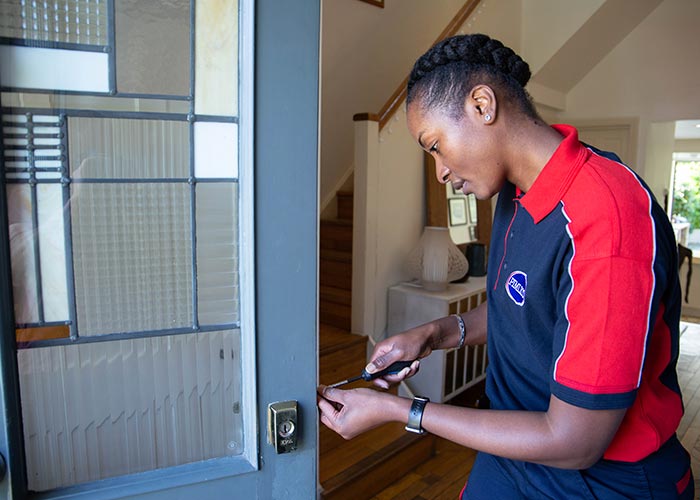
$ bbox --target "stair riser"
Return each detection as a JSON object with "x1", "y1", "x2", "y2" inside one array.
[
  {"x1": 320, "y1": 435, "x2": 435, "y2": 500},
  {"x1": 320, "y1": 287, "x2": 351, "y2": 306},
  {"x1": 337, "y1": 195, "x2": 353, "y2": 221}
]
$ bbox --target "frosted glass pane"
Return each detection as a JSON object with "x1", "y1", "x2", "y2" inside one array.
[
  {"x1": 71, "y1": 183, "x2": 193, "y2": 335},
  {"x1": 18, "y1": 330, "x2": 243, "y2": 491},
  {"x1": 68, "y1": 117, "x2": 189, "y2": 179},
  {"x1": 115, "y1": 0, "x2": 190, "y2": 96},
  {"x1": 2, "y1": 92, "x2": 190, "y2": 114},
  {"x1": 0, "y1": 45, "x2": 109, "y2": 92},
  {"x1": 194, "y1": 122, "x2": 238, "y2": 179},
  {"x1": 195, "y1": 0, "x2": 238, "y2": 116},
  {"x1": 0, "y1": 0, "x2": 108, "y2": 45},
  {"x1": 197, "y1": 184, "x2": 239, "y2": 325},
  {"x1": 7, "y1": 185, "x2": 38, "y2": 324},
  {"x1": 37, "y1": 185, "x2": 69, "y2": 322}
]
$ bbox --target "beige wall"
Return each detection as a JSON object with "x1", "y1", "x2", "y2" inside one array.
[
  {"x1": 676, "y1": 139, "x2": 700, "y2": 153},
  {"x1": 361, "y1": 0, "x2": 522, "y2": 343},
  {"x1": 558, "y1": 0, "x2": 700, "y2": 182},
  {"x1": 321, "y1": 0, "x2": 465, "y2": 213},
  {"x1": 520, "y1": 0, "x2": 603, "y2": 73},
  {"x1": 342, "y1": 0, "x2": 700, "y2": 340},
  {"x1": 644, "y1": 121, "x2": 675, "y2": 206}
]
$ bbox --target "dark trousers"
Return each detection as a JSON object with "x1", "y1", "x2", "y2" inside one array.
[{"x1": 462, "y1": 434, "x2": 693, "y2": 499}]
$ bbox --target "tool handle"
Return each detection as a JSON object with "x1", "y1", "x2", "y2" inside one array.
[{"x1": 361, "y1": 360, "x2": 415, "y2": 381}]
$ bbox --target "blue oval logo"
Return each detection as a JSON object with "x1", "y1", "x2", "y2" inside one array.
[{"x1": 505, "y1": 271, "x2": 527, "y2": 306}]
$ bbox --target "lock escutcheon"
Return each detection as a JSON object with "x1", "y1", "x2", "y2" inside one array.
[{"x1": 267, "y1": 401, "x2": 299, "y2": 454}]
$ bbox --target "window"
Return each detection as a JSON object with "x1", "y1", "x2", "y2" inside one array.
[{"x1": 671, "y1": 154, "x2": 700, "y2": 253}]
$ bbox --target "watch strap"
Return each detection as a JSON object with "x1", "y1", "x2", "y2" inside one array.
[{"x1": 405, "y1": 396, "x2": 430, "y2": 434}]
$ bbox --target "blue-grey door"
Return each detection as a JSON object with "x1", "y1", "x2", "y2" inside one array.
[{"x1": 0, "y1": 1, "x2": 319, "y2": 498}]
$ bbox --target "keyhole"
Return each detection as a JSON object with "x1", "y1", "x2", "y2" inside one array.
[{"x1": 278, "y1": 420, "x2": 295, "y2": 438}]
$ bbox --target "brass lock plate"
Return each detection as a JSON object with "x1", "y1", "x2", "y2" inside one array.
[{"x1": 267, "y1": 401, "x2": 298, "y2": 454}]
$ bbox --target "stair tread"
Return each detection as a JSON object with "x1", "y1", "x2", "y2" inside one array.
[
  {"x1": 321, "y1": 218, "x2": 353, "y2": 227},
  {"x1": 320, "y1": 248, "x2": 352, "y2": 262},
  {"x1": 320, "y1": 423, "x2": 435, "y2": 496}
]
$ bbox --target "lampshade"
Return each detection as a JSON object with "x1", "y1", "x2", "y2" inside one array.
[{"x1": 406, "y1": 226, "x2": 469, "y2": 291}]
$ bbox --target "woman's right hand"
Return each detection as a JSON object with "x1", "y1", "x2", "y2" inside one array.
[{"x1": 365, "y1": 324, "x2": 435, "y2": 389}]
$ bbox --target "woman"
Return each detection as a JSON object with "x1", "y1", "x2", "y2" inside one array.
[{"x1": 317, "y1": 34, "x2": 693, "y2": 499}]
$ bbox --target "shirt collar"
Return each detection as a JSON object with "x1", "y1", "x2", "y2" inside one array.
[{"x1": 519, "y1": 124, "x2": 590, "y2": 224}]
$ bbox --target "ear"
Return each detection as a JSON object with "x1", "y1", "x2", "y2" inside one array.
[{"x1": 464, "y1": 84, "x2": 497, "y2": 125}]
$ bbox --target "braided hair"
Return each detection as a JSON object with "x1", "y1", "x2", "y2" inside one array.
[{"x1": 407, "y1": 34, "x2": 538, "y2": 119}]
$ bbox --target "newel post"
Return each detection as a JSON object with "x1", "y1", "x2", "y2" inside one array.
[{"x1": 351, "y1": 113, "x2": 380, "y2": 337}]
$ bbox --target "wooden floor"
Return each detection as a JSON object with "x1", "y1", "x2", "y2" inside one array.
[
  {"x1": 371, "y1": 319, "x2": 700, "y2": 500},
  {"x1": 676, "y1": 319, "x2": 700, "y2": 498}
]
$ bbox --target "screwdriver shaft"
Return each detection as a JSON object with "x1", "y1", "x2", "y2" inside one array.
[{"x1": 328, "y1": 375, "x2": 362, "y2": 388}]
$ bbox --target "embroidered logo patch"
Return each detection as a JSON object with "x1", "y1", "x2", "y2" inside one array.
[{"x1": 505, "y1": 271, "x2": 527, "y2": 306}]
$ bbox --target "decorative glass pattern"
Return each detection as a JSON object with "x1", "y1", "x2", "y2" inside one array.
[
  {"x1": 68, "y1": 117, "x2": 189, "y2": 179},
  {"x1": 197, "y1": 183, "x2": 239, "y2": 325},
  {"x1": 37, "y1": 184, "x2": 69, "y2": 321},
  {"x1": 115, "y1": 0, "x2": 190, "y2": 96},
  {"x1": 2, "y1": 0, "x2": 249, "y2": 491},
  {"x1": 6, "y1": 184, "x2": 38, "y2": 324},
  {"x1": 194, "y1": 122, "x2": 238, "y2": 179},
  {"x1": 18, "y1": 329, "x2": 243, "y2": 491},
  {"x1": 0, "y1": 45, "x2": 110, "y2": 92},
  {"x1": 0, "y1": 0, "x2": 108, "y2": 45},
  {"x1": 195, "y1": 0, "x2": 238, "y2": 116},
  {"x1": 71, "y1": 183, "x2": 193, "y2": 336},
  {"x1": 2, "y1": 113, "x2": 64, "y2": 179}
]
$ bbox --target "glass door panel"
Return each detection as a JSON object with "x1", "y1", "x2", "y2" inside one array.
[{"x1": 1, "y1": 0, "x2": 251, "y2": 495}]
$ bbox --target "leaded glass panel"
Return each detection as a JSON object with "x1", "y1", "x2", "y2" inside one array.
[{"x1": 71, "y1": 183, "x2": 193, "y2": 335}]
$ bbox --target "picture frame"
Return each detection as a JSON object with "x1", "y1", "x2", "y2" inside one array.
[
  {"x1": 467, "y1": 194, "x2": 478, "y2": 224},
  {"x1": 449, "y1": 198, "x2": 468, "y2": 226},
  {"x1": 357, "y1": 0, "x2": 384, "y2": 7}
]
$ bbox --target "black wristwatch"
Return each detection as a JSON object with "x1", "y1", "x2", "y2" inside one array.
[{"x1": 405, "y1": 396, "x2": 430, "y2": 434}]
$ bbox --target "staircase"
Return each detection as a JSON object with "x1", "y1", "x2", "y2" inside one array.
[{"x1": 319, "y1": 191, "x2": 436, "y2": 500}]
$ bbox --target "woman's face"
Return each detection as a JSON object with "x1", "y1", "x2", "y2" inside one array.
[{"x1": 406, "y1": 100, "x2": 507, "y2": 200}]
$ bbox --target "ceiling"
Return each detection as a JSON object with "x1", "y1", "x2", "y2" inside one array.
[{"x1": 675, "y1": 119, "x2": 700, "y2": 140}]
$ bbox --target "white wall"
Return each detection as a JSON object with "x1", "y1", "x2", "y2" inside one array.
[
  {"x1": 365, "y1": 0, "x2": 522, "y2": 342},
  {"x1": 350, "y1": 0, "x2": 700, "y2": 340},
  {"x1": 644, "y1": 121, "x2": 675, "y2": 205},
  {"x1": 520, "y1": 0, "x2": 603, "y2": 73},
  {"x1": 558, "y1": 0, "x2": 700, "y2": 182},
  {"x1": 321, "y1": 0, "x2": 465, "y2": 212}
]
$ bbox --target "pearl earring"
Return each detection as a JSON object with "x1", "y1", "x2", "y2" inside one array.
[{"x1": 485, "y1": 114, "x2": 492, "y2": 122}]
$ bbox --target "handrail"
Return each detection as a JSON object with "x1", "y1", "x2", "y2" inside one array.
[{"x1": 373, "y1": 0, "x2": 482, "y2": 130}]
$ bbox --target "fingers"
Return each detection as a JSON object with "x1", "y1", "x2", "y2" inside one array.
[
  {"x1": 318, "y1": 385, "x2": 344, "y2": 404},
  {"x1": 317, "y1": 392, "x2": 339, "y2": 416},
  {"x1": 370, "y1": 360, "x2": 421, "y2": 389},
  {"x1": 366, "y1": 348, "x2": 404, "y2": 374}
]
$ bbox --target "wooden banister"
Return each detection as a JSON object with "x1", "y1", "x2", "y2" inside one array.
[{"x1": 375, "y1": 0, "x2": 481, "y2": 130}]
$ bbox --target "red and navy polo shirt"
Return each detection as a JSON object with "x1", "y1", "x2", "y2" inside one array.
[{"x1": 486, "y1": 124, "x2": 684, "y2": 462}]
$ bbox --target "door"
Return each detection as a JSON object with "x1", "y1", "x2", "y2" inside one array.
[
  {"x1": 574, "y1": 120, "x2": 638, "y2": 167},
  {"x1": 0, "y1": 1, "x2": 320, "y2": 498}
]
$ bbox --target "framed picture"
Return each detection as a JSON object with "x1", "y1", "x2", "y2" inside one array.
[
  {"x1": 467, "y1": 194, "x2": 478, "y2": 224},
  {"x1": 449, "y1": 198, "x2": 468, "y2": 226},
  {"x1": 357, "y1": 0, "x2": 384, "y2": 7}
]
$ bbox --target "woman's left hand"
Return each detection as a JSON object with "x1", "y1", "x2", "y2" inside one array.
[{"x1": 317, "y1": 385, "x2": 406, "y2": 440}]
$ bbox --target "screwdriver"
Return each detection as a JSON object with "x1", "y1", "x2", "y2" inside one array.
[{"x1": 328, "y1": 360, "x2": 416, "y2": 388}]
